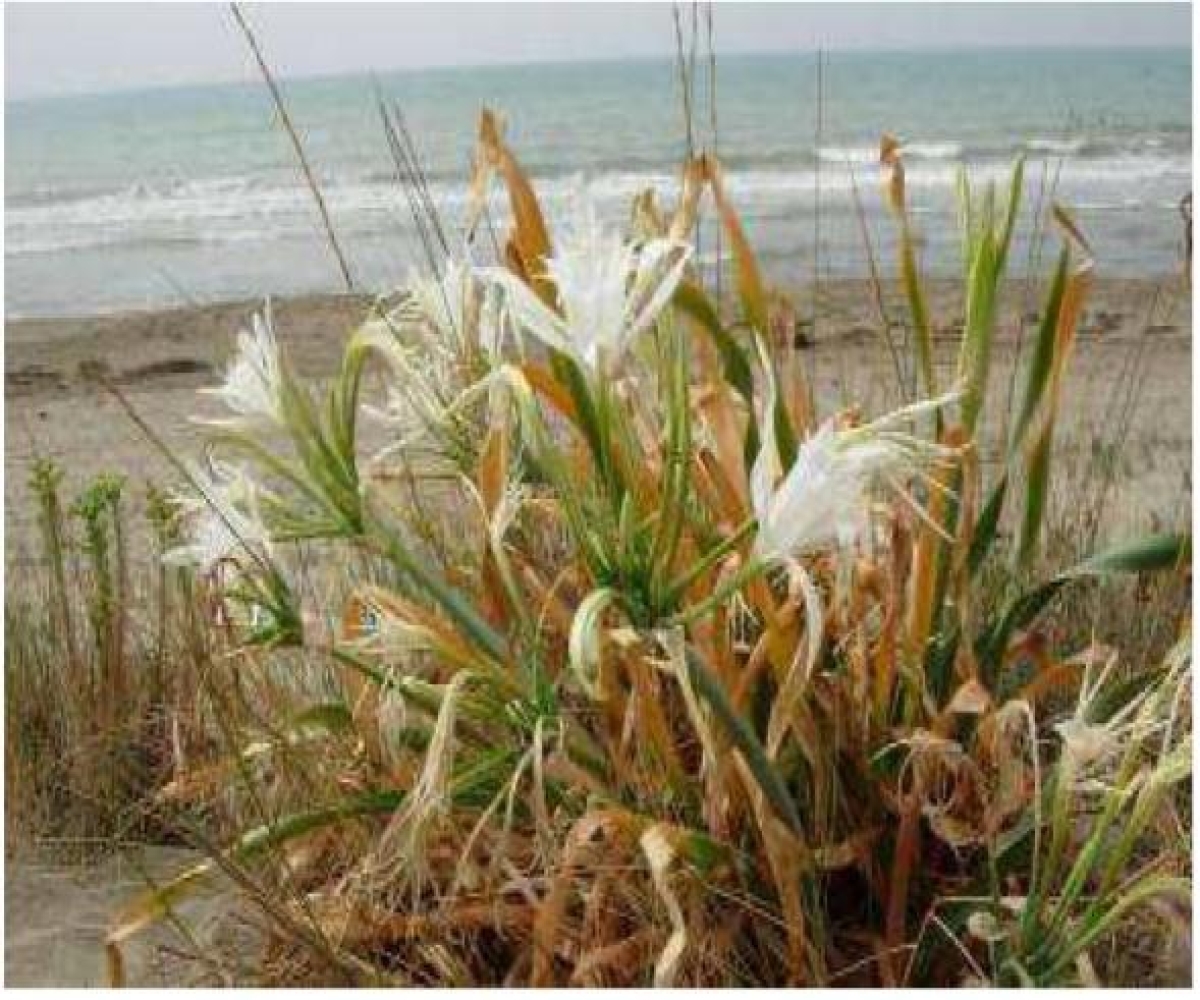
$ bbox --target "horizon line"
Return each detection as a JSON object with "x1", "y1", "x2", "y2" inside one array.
[{"x1": 7, "y1": 40, "x2": 1189, "y2": 105}]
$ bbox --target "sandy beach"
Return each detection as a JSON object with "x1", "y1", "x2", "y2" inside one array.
[
  {"x1": 6, "y1": 275, "x2": 1192, "y2": 559},
  {"x1": 4, "y1": 845, "x2": 250, "y2": 987}
]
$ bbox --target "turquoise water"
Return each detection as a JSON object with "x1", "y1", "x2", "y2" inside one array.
[{"x1": 6, "y1": 47, "x2": 1191, "y2": 317}]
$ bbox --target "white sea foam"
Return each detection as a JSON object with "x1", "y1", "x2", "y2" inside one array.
[
  {"x1": 816, "y1": 141, "x2": 965, "y2": 164},
  {"x1": 815, "y1": 145, "x2": 880, "y2": 165},
  {"x1": 7, "y1": 148, "x2": 1191, "y2": 259},
  {"x1": 1025, "y1": 137, "x2": 1093, "y2": 155},
  {"x1": 902, "y1": 141, "x2": 966, "y2": 160}
]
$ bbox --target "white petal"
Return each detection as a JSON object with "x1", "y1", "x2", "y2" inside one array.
[
  {"x1": 749, "y1": 334, "x2": 783, "y2": 531},
  {"x1": 479, "y1": 266, "x2": 573, "y2": 358},
  {"x1": 166, "y1": 460, "x2": 272, "y2": 579},
  {"x1": 197, "y1": 304, "x2": 284, "y2": 426},
  {"x1": 625, "y1": 239, "x2": 692, "y2": 343}
]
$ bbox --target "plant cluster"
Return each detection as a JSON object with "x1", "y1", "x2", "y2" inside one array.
[{"x1": 108, "y1": 117, "x2": 1191, "y2": 986}]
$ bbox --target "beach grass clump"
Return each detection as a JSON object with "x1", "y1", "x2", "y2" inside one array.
[
  {"x1": 6, "y1": 462, "x2": 215, "y2": 853},
  {"x1": 106, "y1": 117, "x2": 1190, "y2": 986}
]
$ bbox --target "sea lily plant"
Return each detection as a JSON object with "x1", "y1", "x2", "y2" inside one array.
[{"x1": 111, "y1": 113, "x2": 1191, "y2": 987}]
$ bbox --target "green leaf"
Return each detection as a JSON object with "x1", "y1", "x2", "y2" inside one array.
[
  {"x1": 958, "y1": 189, "x2": 1001, "y2": 434},
  {"x1": 673, "y1": 280, "x2": 754, "y2": 403},
  {"x1": 1014, "y1": 245, "x2": 1084, "y2": 567},
  {"x1": 549, "y1": 350, "x2": 607, "y2": 483},
  {"x1": 897, "y1": 215, "x2": 936, "y2": 400},
  {"x1": 771, "y1": 364, "x2": 798, "y2": 471},
  {"x1": 568, "y1": 588, "x2": 620, "y2": 700},
  {"x1": 108, "y1": 791, "x2": 405, "y2": 950},
  {"x1": 683, "y1": 645, "x2": 804, "y2": 836},
  {"x1": 968, "y1": 472, "x2": 1009, "y2": 577},
  {"x1": 1017, "y1": 431, "x2": 1054, "y2": 566},
  {"x1": 995, "y1": 156, "x2": 1025, "y2": 277},
  {"x1": 1012, "y1": 250, "x2": 1068, "y2": 451},
  {"x1": 978, "y1": 533, "x2": 1190, "y2": 666},
  {"x1": 368, "y1": 511, "x2": 508, "y2": 664},
  {"x1": 1068, "y1": 532, "x2": 1190, "y2": 577}
]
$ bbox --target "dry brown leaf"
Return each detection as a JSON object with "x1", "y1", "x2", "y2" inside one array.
[{"x1": 468, "y1": 109, "x2": 554, "y2": 303}]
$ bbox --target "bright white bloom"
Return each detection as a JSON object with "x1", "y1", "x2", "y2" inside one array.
[
  {"x1": 481, "y1": 192, "x2": 691, "y2": 372},
  {"x1": 750, "y1": 339, "x2": 958, "y2": 562},
  {"x1": 164, "y1": 460, "x2": 272, "y2": 580},
  {"x1": 405, "y1": 257, "x2": 503, "y2": 355},
  {"x1": 353, "y1": 257, "x2": 507, "y2": 466},
  {"x1": 198, "y1": 303, "x2": 284, "y2": 427},
  {"x1": 410, "y1": 258, "x2": 472, "y2": 340},
  {"x1": 752, "y1": 421, "x2": 889, "y2": 560}
]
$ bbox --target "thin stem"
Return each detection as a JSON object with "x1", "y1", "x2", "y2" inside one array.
[{"x1": 230, "y1": 2, "x2": 355, "y2": 292}]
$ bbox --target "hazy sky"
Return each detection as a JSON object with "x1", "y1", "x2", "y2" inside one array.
[{"x1": 6, "y1": 2, "x2": 1191, "y2": 100}]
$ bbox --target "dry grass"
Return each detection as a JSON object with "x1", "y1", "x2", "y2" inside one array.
[{"x1": 5, "y1": 466, "x2": 216, "y2": 857}]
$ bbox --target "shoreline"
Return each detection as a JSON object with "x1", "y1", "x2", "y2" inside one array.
[{"x1": 4, "y1": 269, "x2": 1190, "y2": 328}]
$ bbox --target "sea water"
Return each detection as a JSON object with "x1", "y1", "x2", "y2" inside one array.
[{"x1": 5, "y1": 47, "x2": 1191, "y2": 317}]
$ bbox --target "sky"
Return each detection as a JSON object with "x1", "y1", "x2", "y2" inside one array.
[{"x1": 5, "y1": 2, "x2": 1192, "y2": 100}]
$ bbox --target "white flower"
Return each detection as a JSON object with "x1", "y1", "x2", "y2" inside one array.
[
  {"x1": 752, "y1": 421, "x2": 883, "y2": 560},
  {"x1": 164, "y1": 461, "x2": 272, "y2": 580},
  {"x1": 750, "y1": 338, "x2": 957, "y2": 562},
  {"x1": 481, "y1": 192, "x2": 691, "y2": 372},
  {"x1": 198, "y1": 303, "x2": 284, "y2": 427},
  {"x1": 411, "y1": 258, "x2": 471, "y2": 339},
  {"x1": 409, "y1": 257, "x2": 507, "y2": 361}
]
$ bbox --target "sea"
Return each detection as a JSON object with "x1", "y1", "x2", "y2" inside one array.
[{"x1": 5, "y1": 47, "x2": 1192, "y2": 318}]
